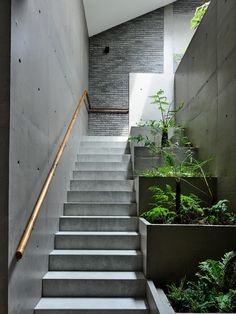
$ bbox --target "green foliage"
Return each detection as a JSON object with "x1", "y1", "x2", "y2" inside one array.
[
  {"x1": 128, "y1": 89, "x2": 185, "y2": 148},
  {"x1": 168, "y1": 252, "x2": 236, "y2": 313},
  {"x1": 191, "y1": 2, "x2": 210, "y2": 30},
  {"x1": 141, "y1": 206, "x2": 176, "y2": 224},
  {"x1": 141, "y1": 185, "x2": 236, "y2": 225},
  {"x1": 201, "y1": 200, "x2": 236, "y2": 225},
  {"x1": 141, "y1": 148, "x2": 214, "y2": 202},
  {"x1": 149, "y1": 89, "x2": 184, "y2": 130}
]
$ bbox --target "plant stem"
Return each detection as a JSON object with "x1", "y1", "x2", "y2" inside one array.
[
  {"x1": 162, "y1": 128, "x2": 169, "y2": 147},
  {"x1": 176, "y1": 179, "x2": 181, "y2": 219}
]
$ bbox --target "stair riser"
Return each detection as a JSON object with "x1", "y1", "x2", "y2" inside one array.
[
  {"x1": 43, "y1": 279, "x2": 146, "y2": 297},
  {"x1": 35, "y1": 309, "x2": 148, "y2": 314},
  {"x1": 75, "y1": 162, "x2": 131, "y2": 171},
  {"x1": 82, "y1": 136, "x2": 128, "y2": 142},
  {"x1": 49, "y1": 255, "x2": 142, "y2": 271},
  {"x1": 80, "y1": 148, "x2": 129, "y2": 154},
  {"x1": 73, "y1": 171, "x2": 132, "y2": 180},
  {"x1": 70, "y1": 180, "x2": 134, "y2": 192},
  {"x1": 67, "y1": 191, "x2": 135, "y2": 203},
  {"x1": 78, "y1": 155, "x2": 131, "y2": 162},
  {"x1": 64, "y1": 204, "x2": 137, "y2": 216},
  {"x1": 80, "y1": 142, "x2": 128, "y2": 148},
  {"x1": 59, "y1": 218, "x2": 138, "y2": 232},
  {"x1": 55, "y1": 235, "x2": 140, "y2": 249}
]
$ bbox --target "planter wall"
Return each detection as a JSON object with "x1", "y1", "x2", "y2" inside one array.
[
  {"x1": 133, "y1": 146, "x2": 198, "y2": 174},
  {"x1": 140, "y1": 218, "x2": 236, "y2": 285},
  {"x1": 149, "y1": 287, "x2": 230, "y2": 314},
  {"x1": 130, "y1": 126, "x2": 177, "y2": 171},
  {"x1": 135, "y1": 176, "x2": 217, "y2": 215}
]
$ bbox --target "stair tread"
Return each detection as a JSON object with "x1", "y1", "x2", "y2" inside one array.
[
  {"x1": 78, "y1": 154, "x2": 131, "y2": 156},
  {"x1": 65, "y1": 202, "x2": 135, "y2": 205},
  {"x1": 35, "y1": 297, "x2": 147, "y2": 310},
  {"x1": 70, "y1": 179, "x2": 134, "y2": 182},
  {"x1": 82, "y1": 136, "x2": 128, "y2": 141},
  {"x1": 60, "y1": 216, "x2": 135, "y2": 218},
  {"x1": 68, "y1": 190, "x2": 134, "y2": 192},
  {"x1": 56, "y1": 231, "x2": 139, "y2": 235},
  {"x1": 43, "y1": 271, "x2": 145, "y2": 280},
  {"x1": 50, "y1": 250, "x2": 142, "y2": 255},
  {"x1": 73, "y1": 170, "x2": 131, "y2": 172}
]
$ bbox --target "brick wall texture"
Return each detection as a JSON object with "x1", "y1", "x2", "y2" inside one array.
[
  {"x1": 173, "y1": 0, "x2": 207, "y2": 14},
  {"x1": 88, "y1": 0, "x2": 206, "y2": 136}
]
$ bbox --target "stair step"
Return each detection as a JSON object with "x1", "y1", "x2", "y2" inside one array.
[
  {"x1": 67, "y1": 191, "x2": 136, "y2": 203},
  {"x1": 81, "y1": 141, "x2": 128, "y2": 148},
  {"x1": 73, "y1": 170, "x2": 132, "y2": 180},
  {"x1": 82, "y1": 136, "x2": 128, "y2": 142},
  {"x1": 43, "y1": 271, "x2": 146, "y2": 297},
  {"x1": 35, "y1": 297, "x2": 148, "y2": 313},
  {"x1": 70, "y1": 180, "x2": 134, "y2": 191},
  {"x1": 78, "y1": 154, "x2": 131, "y2": 162},
  {"x1": 75, "y1": 161, "x2": 131, "y2": 171},
  {"x1": 49, "y1": 250, "x2": 142, "y2": 271},
  {"x1": 59, "y1": 216, "x2": 138, "y2": 232},
  {"x1": 64, "y1": 203, "x2": 137, "y2": 216},
  {"x1": 55, "y1": 231, "x2": 140, "y2": 249},
  {"x1": 80, "y1": 147, "x2": 129, "y2": 154}
]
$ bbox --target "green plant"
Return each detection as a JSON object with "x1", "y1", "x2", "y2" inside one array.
[
  {"x1": 168, "y1": 252, "x2": 236, "y2": 313},
  {"x1": 129, "y1": 121, "x2": 162, "y2": 155},
  {"x1": 142, "y1": 185, "x2": 236, "y2": 225},
  {"x1": 201, "y1": 200, "x2": 236, "y2": 225},
  {"x1": 129, "y1": 89, "x2": 184, "y2": 148},
  {"x1": 191, "y1": 2, "x2": 210, "y2": 30},
  {"x1": 142, "y1": 148, "x2": 214, "y2": 213},
  {"x1": 142, "y1": 206, "x2": 176, "y2": 224},
  {"x1": 150, "y1": 90, "x2": 184, "y2": 146},
  {"x1": 142, "y1": 185, "x2": 203, "y2": 224}
]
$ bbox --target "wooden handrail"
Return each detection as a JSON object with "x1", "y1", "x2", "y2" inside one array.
[
  {"x1": 16, "y1": 90, "x2": 89, "y2": 260},
  {"x1": 15, "y1": 90, "x2": 129, "y2": 260},
  {"x1": 84, "y1": 92, "x2": 129, "y2": 113}
]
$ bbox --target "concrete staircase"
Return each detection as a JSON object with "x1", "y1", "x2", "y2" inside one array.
[{"x1": 35, "y1": 136, "x2": 149, "y2": 314}]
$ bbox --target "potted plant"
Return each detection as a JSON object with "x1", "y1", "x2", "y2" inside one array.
[
  {"x1": 151, "y1": 252, "x2": 236, "y2": 313},
  {"x1": 129, "y1": 89, "x2": 197, "y2": 174},
  {"x1": 136, "y1": 148, "x2": 217, "y2": 215},
  {"x1": 139, "y1": 189, "x2": 236, "y2": 284}
]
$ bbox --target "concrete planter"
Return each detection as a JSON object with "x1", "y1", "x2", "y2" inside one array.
[
  {"x1": 130, "y1": 126, "x2": 179, "y2": 170},
  {"x1": 147, "y1": 283, "x2": 230, "y2": 314},
  {"x1": 140, "y1": 218, "x2": 236, "y2": 285},
  {"x1": 133, "y1": 146, "x2": 198, "y2": 174},
  {"x1": 135, "y1": 176, "x2": 217, "y2": 215}
]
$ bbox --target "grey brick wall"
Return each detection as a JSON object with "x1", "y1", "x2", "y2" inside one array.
[
  {"x1": 88, "y1": 0, "x2": 206, "y2": 136},
  {"x1": 173, "y1": 0, "x2": 207, "y2": 14},
  {"x1": 88, "y1": 8, "x2": 164, "y2": 136},
  {"x1": 88, "y1": 113, "x2": 129, "y2": 136}
]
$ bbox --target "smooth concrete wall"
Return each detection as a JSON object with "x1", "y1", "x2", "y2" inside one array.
[
  {"x1": 175, "y1": 0, "x2": 236, "y2": 210},
  {"x1": 8, "y1": 1, "x2": 89, "y2": 314},
  {"x1": 140, "y1": 218, "x2": 236, "y2": 285},
  {"x1": 0, "y1": 2, "x2": 11, "y2": 313}
]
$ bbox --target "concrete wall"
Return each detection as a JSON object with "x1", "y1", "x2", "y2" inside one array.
[
  {"x1": 8, "y1": 1, "x2": 89, "y2": 313},
  {"x1": 175, "y1": 0, "x2": 236, "y2": 210},
  {"x1": 0, "y1": 1, "x2": 11, "y2": 313},
  {"x1": 88, "y1": 0, "x2": 205, "y2": 136},
  {"x1": 129, "y1": 73, "x2": 174, "y2": 128},
  {"x1": 140, "y1": 219, "x2": 236, "y2": 285}
]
